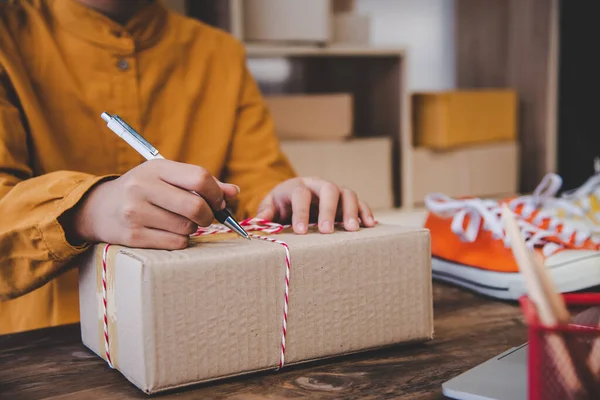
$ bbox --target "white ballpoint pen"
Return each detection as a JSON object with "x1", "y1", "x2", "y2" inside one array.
[
  {"x1": 100, "y1": 112, "x2": 250, "y2": 240},
  {"x1": 101, "y1": 112, "x2": 164, "y2": 161}
]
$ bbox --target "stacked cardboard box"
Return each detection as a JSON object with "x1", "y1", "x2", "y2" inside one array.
[
  {"x1": 243, "y1": 0, "x2": 332, "y2": 44},
  {"x1": 413, "y1": 90, "x2": 517, "y2": 149},
  {"x1": 281, "y1": 138, "x2": 393, "y2": 209},
  {"x1": 411, "y1": 90, "x2": 520, "y2": 202},
  {"x1": 332, "y1": 0, "x2": 370, "y2": 45},
  {"x1": 266, "y1": 93, "x2": 394, "y2": 210},
  {"x1": 412, "y1": 142, "x2": 519, "y2": 202},
  {"x1": 242, "y1": 0, "x2": 370, "y2": 45},
  {"x1": 265, "y1": 94, "x2": 353, "y2": 140}
]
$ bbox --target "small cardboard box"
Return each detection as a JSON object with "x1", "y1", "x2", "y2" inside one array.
[
  {"x1": 333, "y1": 12, "x2": 370, "y2": 45},
  {"x1": 412, "y1": 141, "x2": 519, "y2": 204},
  {"x1": 265, "y1": 93, "x2": 353, "y2": 140},
  {"x1": 243, "y1": 0, "x2": 331, "y2": 43},
  {"x1": 333, "y1": 0, "x2": 356, "y2": 13},
  {"x1": 280, "y1": 138, "x2": 394, "y2": 209},
  {"x1": 79, "y1": 224, "x2": 433, "y2": 394},
  {"x1": 413, "y1": 90, "x2": 518, "y2": 150}
]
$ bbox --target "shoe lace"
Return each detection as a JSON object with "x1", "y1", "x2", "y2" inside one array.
[
  {"x1": 508, "y1": 173, "x2": 600, "y2": 245},
  {"x1": 425, "y1": 193, "x2": 565, "y2": 257}
]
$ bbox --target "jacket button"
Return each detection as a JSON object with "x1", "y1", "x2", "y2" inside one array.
[{"x1": 116, "y1": 58, "x2": 129, "y2": 71}]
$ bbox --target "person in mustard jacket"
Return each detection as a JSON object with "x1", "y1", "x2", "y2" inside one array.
[{"x1": 0, "y1": 0, "x2": 375, "y2": 335}]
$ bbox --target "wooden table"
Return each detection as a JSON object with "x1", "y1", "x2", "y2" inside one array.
[{"x1": 0, "y1": 283, "x2": 529, "y2": 400}]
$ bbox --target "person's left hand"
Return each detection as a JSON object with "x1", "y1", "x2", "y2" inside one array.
[{"x1": 255, "y1": 177, "x2": 376, "y2": 234}]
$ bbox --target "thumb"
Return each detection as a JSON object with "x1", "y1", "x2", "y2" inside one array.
[
  {"x1": 215, "y1": 179, "x2": 240, "y2": 200},
  {"x1": 256, "y1": 194, "x2": 276, "y2": 221}
]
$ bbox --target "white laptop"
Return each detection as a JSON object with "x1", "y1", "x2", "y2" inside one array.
[{"x1": 442, "y1": 343, "x2": 528, "y2": 400}]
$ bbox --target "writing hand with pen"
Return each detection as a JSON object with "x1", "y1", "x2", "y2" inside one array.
[{"x1": 66, "y1": 159, "x2": 241, "y2": 250}]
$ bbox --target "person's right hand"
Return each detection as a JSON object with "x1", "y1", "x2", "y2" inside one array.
[{"x1": 68, "y1": 159, "x2": 239, "y2": 250}]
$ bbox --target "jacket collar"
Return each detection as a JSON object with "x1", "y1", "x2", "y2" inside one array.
[{"x1": 49, "y1": 0, "x2": 168, "y2": 52}]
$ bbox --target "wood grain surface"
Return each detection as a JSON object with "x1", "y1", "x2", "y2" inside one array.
[{"x1": 0, "y1": 283, "x2": 528, "y2": 400}]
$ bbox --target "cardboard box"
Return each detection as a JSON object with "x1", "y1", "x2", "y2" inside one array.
[
  {"x1": 280, "y1": 138, "x2": 394, "y2": 209},
  {"x1": 333, "y1": 0, "x2": 355, "y2": 13},
  {"x1": 412, "y1": 142, "x2": 519, "y2": 204},
  {"x1": 413, "y1": 90, "x2": 518, "y2": 150},
  {"x1": 79, "y1": 224, "x2": 433, "y2": 394},
  {"x1": 243, "y1": 0, "x2": 331, "y2": 43},
  {"x1": 333, "y1": 12, "x2": 370, "y2": 45},
  {"x1": 265, "y1": 93, "x2": 353, "y2": 140}
]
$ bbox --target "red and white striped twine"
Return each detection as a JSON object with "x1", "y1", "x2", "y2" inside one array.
[
  {"x1": 101, "y1": 243, "x2": 114, "y2": 369},
  {"x1": 246, "y1": 231, "x2": 292, "y2": 369},
  {"x1": 101, "y1": 218, "x2": 303, "y2": 371}
]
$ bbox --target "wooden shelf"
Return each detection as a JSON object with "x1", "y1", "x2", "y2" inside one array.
[
  {"x1": 245, "y1": 44, "x2": 406, "y2": 57},
  {"x1": 243, "y1": 49, "x2": 415, "y2": 209},
  {"x1": 454, "y1": 0, "x2": 557, "y2": 192},
  {"x1": 184, "y1": 0, "x2": 418, "y2": 209}
]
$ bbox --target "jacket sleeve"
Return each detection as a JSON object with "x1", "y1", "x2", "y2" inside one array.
[
  {"x1": 223, "y1": 53, "x2": 296, "y2": 219},
  {"x1": 0, "y1": 71, "x2": 114, "y2": 301}
]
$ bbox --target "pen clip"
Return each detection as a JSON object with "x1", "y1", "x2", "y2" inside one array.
[{"x1": 113, "y1": 115, "x2": 160, "y2": 157}]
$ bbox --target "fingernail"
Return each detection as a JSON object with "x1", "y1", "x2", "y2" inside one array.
[
  {"x1": 367, "y1": 216, "x2": 375, "y2": 225},
  {"x1": 296, "y1": 222, "x2": 306, "y2": 233},
  {"x1": 347, "y1": 218, "x2": 359, "y2": 230},
  {"x1": 221, "y1": 199, "x2": 226, "y2": 209},
  {"x1": 232, "y1": 184, "x2": 240, "y2": 194},
  {"x1": 322, "y1": 220, "x2": 333, "y2": 233}
]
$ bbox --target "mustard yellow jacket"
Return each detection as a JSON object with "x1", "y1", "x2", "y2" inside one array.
[{"x1": 0, "y1": 0, "x2": 295, "y2": 334}]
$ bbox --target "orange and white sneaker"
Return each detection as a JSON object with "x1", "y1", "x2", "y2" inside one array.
[{"x1": 424, "y1": 193, "x2": 600, "y2": 300}]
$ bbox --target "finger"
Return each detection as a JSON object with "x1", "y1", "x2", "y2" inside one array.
[
  {"x1": 147, "y1": 181, "x2": 215, "y2": 227},
  {"x1": 256, "y1": 194, "x2": 277, "y2": 221},
  {"x1": 142, "y1": 203, "x2": 198, "y2": 236},
  {"x1": 300, "y1": 177, "x2": 340, "y2": 222},
  {"x1": 122, "y1": 228, "x2": 189, "y2": 250},
  {"x1": 215, "y1": 178, "x2": 240, "y2": 201},
  {"x1": 317, "y1": 182, "x2": 340, "y2": 234},
  {"x1": 359, "y1": 200, "x2": 376, "y2": 227},
  {"x1": 121, "y1": 200, "x2": 198, "y2": 235},
  {"x1": 154, "y1": 161, "x2": 226, "y2": 210},
  {"x1": 341, "y1": 188, "x2": 360, "y2": 231},
  {"x1": 291, "y1": 185, "x2": 311, "y2": 234}
]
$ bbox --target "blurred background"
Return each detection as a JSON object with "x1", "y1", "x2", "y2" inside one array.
[{"x1": 164, "y1": 0, "x2": 594, "y2": 212}]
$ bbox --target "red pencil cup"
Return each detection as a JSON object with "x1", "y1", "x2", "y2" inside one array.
[{"x1": 519, "y1": 294, "x2": 600, "y2": 400}]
